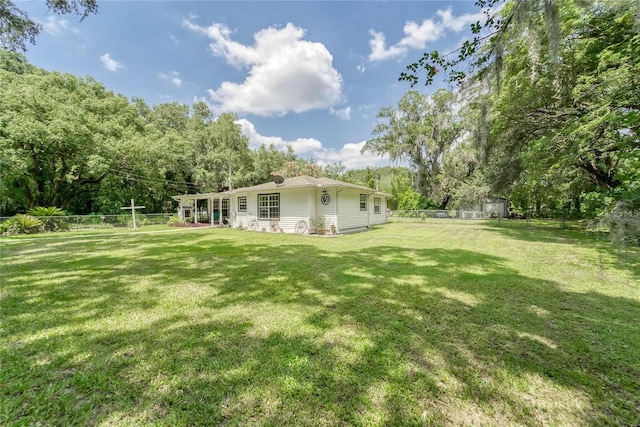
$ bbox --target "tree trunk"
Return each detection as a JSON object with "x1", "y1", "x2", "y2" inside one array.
[{"x1": 439, "y1": 195, "x2": 450, "y2": 210}]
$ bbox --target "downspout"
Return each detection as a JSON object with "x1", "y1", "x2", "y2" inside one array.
[
  {"x1": 367, "y1": 191, "x2": 375, "y2": 228},
  {"x1": 335, "y1": 187, "x2": 344, "y2": 234},
  {"x1": 210, "y1": 196, "x2": 214, "y2": 226},
  {"x1": 309, "y1": 189, "x2": 315, "y2": 229}
]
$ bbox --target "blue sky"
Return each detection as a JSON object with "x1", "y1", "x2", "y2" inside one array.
[{"x1": 18, "y1": 1, "x2": 483, "y2": 169}]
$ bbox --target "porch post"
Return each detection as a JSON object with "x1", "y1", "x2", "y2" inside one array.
[
  {"x1": 219, "y1": 195, "x2": 223, "y2": 227},
  {"x1": 210, "y1": 197, "x2": 214, "y2": 226}
]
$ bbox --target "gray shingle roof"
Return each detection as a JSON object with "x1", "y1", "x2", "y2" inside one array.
[
  {"x1": 233, "y1": 175, "x2": 391, "y2": 196},
  {"x1": 173, "y1": 175, "x2": 392, "y2": 200}
]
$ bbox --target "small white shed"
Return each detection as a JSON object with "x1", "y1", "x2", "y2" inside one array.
[{"x1": 476, "y1": 197, "x2": 508, "y2": 218}]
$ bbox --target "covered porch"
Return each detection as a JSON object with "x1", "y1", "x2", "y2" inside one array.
[{"x1": 172, "y1": 193, "x2": 232, "y2": 226}]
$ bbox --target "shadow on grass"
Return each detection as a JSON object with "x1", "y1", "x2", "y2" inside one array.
[
  {"x1": 483, "y1": 219, "x2": 597, "y2": 244},
  {"x1": 2, "y1": 230, "x2": 639, "y2": 425},
  {"x1": 484, "y1": 220, "x2": 640, "y2": 280}
]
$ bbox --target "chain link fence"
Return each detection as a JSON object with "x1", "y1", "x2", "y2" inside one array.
[
  {"x1": 0, "y1": 213, "x2": 175, "y2": 234},
  {"x1": 389, "y1": 210, "x2": 497, "y2": 223},
  {"x1": 389, "y1": 209, "x2": 587, "y2": 228},
  {"x1": 6, "y1": 210, "x2": 631, "y2": 239}
]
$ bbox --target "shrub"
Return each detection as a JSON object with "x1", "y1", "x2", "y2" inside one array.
[
  {"x1": 311, "y1": 217, "x2": 325, "y2": 229},
  {"x1": 0, "y1": 220, "x2": 11, "y2": 235},
  {"x1": 27, "y1": 206, "x2": 69, "y2": 232},
  {"x1": 2, "y1": 214, "x2": 44, "y2": 235},
  {"x1": 167, "y1": 215, "x2": 185, "y2": 227},
  {"x1": 27, "y1": 206, "x2": 65, "y2": 216}
]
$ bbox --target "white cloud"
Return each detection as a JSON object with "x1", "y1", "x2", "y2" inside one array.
[
  {"x1": 368, "y1": 8, "x2": 484, "y2": 61},
  {"x1": 351, "y1": 53, "x2": 367, "y2": 73},
  {"x1": 399, "y1": 19, "x2": 444, "y2": 49},
  {"x1": 158, "y1": 71, "x2": 183, "y2": 87},
  {"x1": 99, "y1": 53, "x2": 124, "y2": 72},
  {"x1": 316, "y1": 141, "x2": 391, "y2": 170},
  {"x1": 39, "y1": 16, "x2": 79, "y2": 36},
  {"x1": 330, "y1": 106, "x2": 351, "y2": 120},
  {"x1": 357, "y1": 103, "x2": 377, "y2": 120},
  {"x1": 237, "y1": 118, "x2": 323, "y2": 155},
  {"x1": 368, "y1": 30, "x2": 407, "y2": 61},
  {"x1": 238, "y1": 118, "x2": 390, "y2": 170},
  {"x1": 184, "y1": 20, "x2": 343, "y2": 116},
  {"x1": 437, "y1": 9, "x2": 481, "y2": 32}
]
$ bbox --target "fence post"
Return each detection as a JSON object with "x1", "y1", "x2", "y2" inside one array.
[{"x1": 76, "y1": 215, "x2": 79, "y2": 232}]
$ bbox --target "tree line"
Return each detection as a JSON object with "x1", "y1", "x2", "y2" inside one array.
[
  {"x1": 2, "y1": 0, "x2": 638, "y2": 231},
  {"x1": 0, "y1": 51, "x2": 344, "y2": 215},
  {"x1": 365, "y1": 0, "x2": 639, "y2": 220},
  {"x1": 0, "y1": 48, "x2": 418, "y2": 217}
]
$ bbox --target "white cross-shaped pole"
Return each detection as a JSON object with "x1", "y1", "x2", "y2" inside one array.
[{"x1": 121, "y1": 199, "x2": 145, "y2": 230}]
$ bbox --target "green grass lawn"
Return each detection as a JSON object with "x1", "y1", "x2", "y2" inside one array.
[{"x1": 1, "y1": 222, "x2": 639, "y2": 426}]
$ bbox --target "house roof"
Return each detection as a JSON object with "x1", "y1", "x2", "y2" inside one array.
[
  {"x1": 172, "y1": 175, "x2": 392, "y2": 200},
  {"x1": 234, "y1": 175, "x2": 391, "y2": 196},
  {"x1": 172, "y1": 191, "x2": 231, "y2": 202}
]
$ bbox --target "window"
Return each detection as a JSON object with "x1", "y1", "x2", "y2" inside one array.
[
  {"x1": 238, "y1": 196, "x2": 247, "y2": 212},
  {"x1": 222, "y1": 199, "x2": 229, "y2": 218},
  {"x1": 258, "y1": 193, "x2": 280, "y2": 219},
  {"x1": 360, "y1": 194, "x2": 367, "y2": 211},
  {"x1": 374, "y1": 198, "x2": 381, "y2": 214}
]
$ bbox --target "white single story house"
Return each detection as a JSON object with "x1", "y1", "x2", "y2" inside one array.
[{"x1": 172, "y1": 175, "x2": 392, "y2": 234}]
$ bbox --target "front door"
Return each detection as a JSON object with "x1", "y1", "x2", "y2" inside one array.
[
  {"x1": 221, "y1": 199, "x2": 229, "y2": 223},
  {"x1": 212, "y1": 199, "x2": 230, "y2": 224}
]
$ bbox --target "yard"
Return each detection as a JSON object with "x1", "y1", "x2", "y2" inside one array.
[{"x1": 1, "y1": 221, "x2": 639, "y2": 425}]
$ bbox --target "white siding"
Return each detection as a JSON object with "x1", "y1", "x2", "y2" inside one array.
[
  {"x1": 229, "y1": 186, "x2": 388, "y2": 233},
  {"x1": 337, "y1": 188, "x2": 370, "y2": 231},
  {"x1": 234, "y1": 211, "x2": 249, "y2": 228},
  {"x1": 236, "y1": 188, "x2": 313, "y2": 233},
  {"x1": 315, "y1": 188, "x2": 337, "y2": 232},
  {"x1": 369, "y1": 195, "x2": 388, "y2": 226},
  {"x1": 482, "y1": 202, "x2": 506, "y2": 217},
  {"x1": 231, "y1": 193, "x2": 249, "y2": 228},
  {"x1": 278, "y1": 188, "x2": 312, "y2": 232}
]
